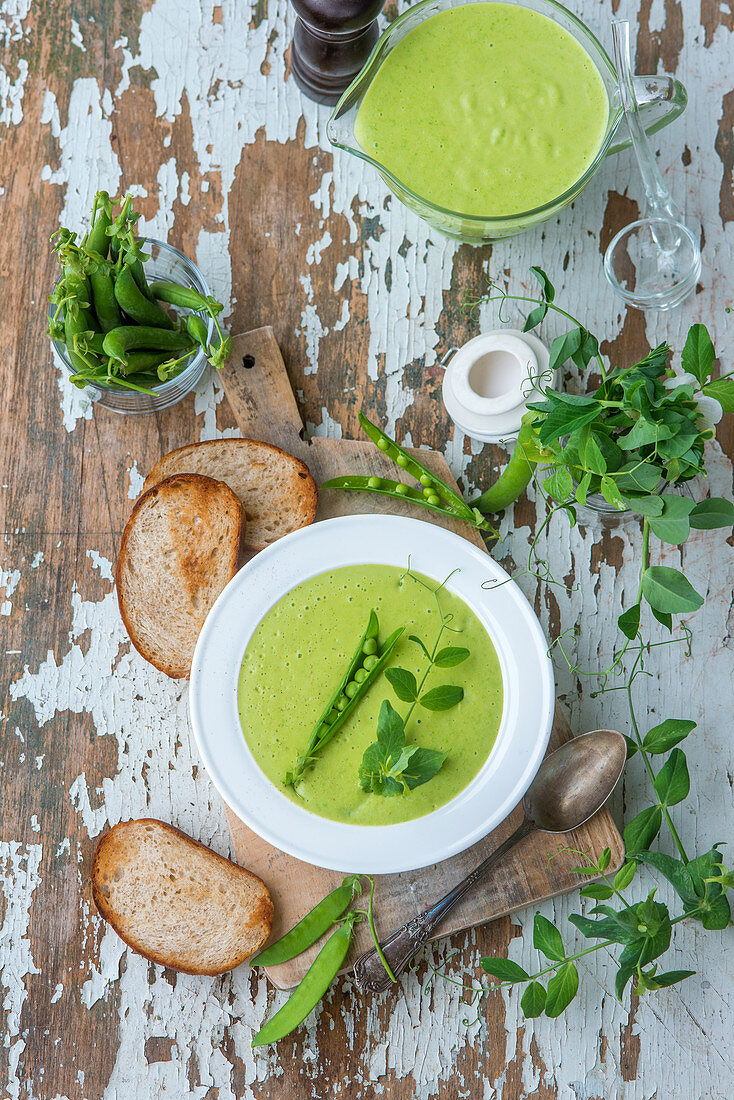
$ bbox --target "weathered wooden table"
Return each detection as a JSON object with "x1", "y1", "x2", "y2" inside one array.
[{"x1": 1, "y1": 2, "x2": 732, "y2": 1097}]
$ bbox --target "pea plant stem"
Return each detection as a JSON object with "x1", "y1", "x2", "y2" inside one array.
[
  {"x1": 477, "y1": 289, "x2": 608, "y2": 381},
  {"x1": 502, "y1": 907, "x2": 705, "y2": 990},
  {"x1": 625, "y1": 660, "x2": 690, "y2": 864}
]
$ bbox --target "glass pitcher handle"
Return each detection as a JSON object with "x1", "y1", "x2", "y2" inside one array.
[{"x1": 607, "y1": 76, "x2": 687, "y2": 157}]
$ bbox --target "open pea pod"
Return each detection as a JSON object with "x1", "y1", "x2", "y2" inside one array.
[
  {"x1": 358, "y1": 412, "x2": 478, "y2": 522},
  {"x1": 286, "y1": 611, "x2": 404, "y2": 788},
  {"x1": 321, "y1": 473, "x2": 495, "y2": 533}
]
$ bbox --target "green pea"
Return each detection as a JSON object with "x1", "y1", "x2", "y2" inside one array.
[
  {"x1": 362, "y1": 637, "x2": 378, "y2": 656},
  {"x1": 354, "y1": 668, "x2": 368, "y2": 683},
  {"x1": 363, "y1": 655, "x2": 378, "y2": 671},
  {"x1": 335, "y1": 695, "x2": 349, "y2": 712},
  {"x1": 367, "y1": 476, "x2": 381, "y2": 489},
  {"x1": 420, "y1": 474, "x2": 432, "y2": 488},
  {"x1": 396, "y1": 454, "x2": 408, "y2": 468},
  {"x1": 322, "y1": 710, "x2": 338, "y2": 726},
  {"x1": 395, "y1": 483, "x2": 408, "y2": 496},
  {"x1": 377, "y1": 438, "x2": 389, "y2": 452},
  {"x1": 345, "y1": 681, "x2": 359, "y2": 699},
  {"x1": 427, "y1": 494, "x2": 441, "y2": 506},
  {"x1": 423, "y1": 487, "x2": 434, "y2": 499}
]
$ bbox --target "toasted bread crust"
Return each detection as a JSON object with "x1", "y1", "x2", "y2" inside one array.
[
  {"x1": 142, "y1": 438, "x2": 318, "y2": 551},
  {"x1": 92, "y1": 819, "x2": 273, "y2": 975},
  {"x1": 116, "y1": 473, "x2": 245, "y2": 678}
]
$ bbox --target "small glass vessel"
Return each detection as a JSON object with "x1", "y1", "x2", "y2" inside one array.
[
  {"x1": 51, "y1": 239, "x2": 213, "y2": 415},
  {"x1": 327, "y1": 0, "x2": 687, "y2": 243}
]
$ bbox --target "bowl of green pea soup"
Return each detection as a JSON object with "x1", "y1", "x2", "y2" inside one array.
[{"x1": 189, "y1": 515, "x2": 555, "y2": 874}]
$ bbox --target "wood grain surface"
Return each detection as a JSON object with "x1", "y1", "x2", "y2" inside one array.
[
  {"x1": 220, "y1": 328, "x2": 623, "y2": 989},
  {"x1": 0, "y1": 1, "x2": 732, "y2": 1098}
]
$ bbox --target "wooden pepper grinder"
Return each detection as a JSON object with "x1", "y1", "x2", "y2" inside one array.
[{"x1": 290, "y1": 0, "x2": 385, "y2": 105}]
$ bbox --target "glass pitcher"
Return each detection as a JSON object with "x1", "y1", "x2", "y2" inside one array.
[{"x1": 326, "y1": 0, "x2": 687, "y2": 243}]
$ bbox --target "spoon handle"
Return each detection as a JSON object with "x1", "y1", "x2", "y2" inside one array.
[
  {"x1": 352, "y1": 817, "x2": 535, "y2": 994},
  {"x1": 612, "y1": 20, "x2": 680, "y2": 223}
]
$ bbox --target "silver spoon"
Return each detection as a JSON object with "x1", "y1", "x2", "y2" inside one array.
[{"x1": 352, "y1": 728, "x2": 626, "y2": 994}]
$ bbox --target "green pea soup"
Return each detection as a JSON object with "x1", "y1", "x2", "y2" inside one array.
[
  {"x1": 354, "y1": 2, "x2": 609, "y2": 217},
  {"x1": 237, "y1": 564, "x2": 503, "y2": 826}
]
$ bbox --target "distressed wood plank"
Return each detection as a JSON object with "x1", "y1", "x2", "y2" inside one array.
[{"x1": 0, "y1": 0, "x2": 732, "y2": 1097}]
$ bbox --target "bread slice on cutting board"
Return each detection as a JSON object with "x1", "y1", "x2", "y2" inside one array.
[
  {"x1": 92, "y1": 819, "x2": 273, "y2": 975},
  {"x1": 117, "y1": 472, "x2": 244, "y2": 679},
  {"x1": 142, "y1": 438, "x2": 318, "y2": 551}
]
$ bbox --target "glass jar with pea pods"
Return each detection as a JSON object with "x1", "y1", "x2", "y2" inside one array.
[{"x1": 50, "y1": 239, "x2": 214, "y2": 415}]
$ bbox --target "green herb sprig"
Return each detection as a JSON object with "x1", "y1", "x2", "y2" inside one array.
[
  {"x1": 462, "y1": 269, "x2": 734, "y2": 1019},
  {"x1": 359, "y1": 568, "x2": 467, "y2": 796}
]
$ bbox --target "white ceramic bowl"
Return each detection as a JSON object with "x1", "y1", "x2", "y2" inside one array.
[{"x1": 189, "y1": 515, "x2": 555, "y2": 873}]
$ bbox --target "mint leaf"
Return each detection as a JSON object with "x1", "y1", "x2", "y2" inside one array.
[
  {"x1": 375, "y1": 699, "x2": 405, "y2": 759},
  {"x1": 433, "y1": 646, "x2": 470, "y2": 667},
  {"x1": 419, "y1": 685, "x2": 464, "y2": 711},
  {"x1": 385, "y1": 667, "x2": 418, "y2": 703},
  {"x1": 681, "y1": 323, "x2": 715, "y2": 385},
  {"x1": 401, "y1": 746, "x2": 447, "y2": 789}
]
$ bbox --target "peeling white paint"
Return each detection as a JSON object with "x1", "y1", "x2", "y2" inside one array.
[
  {"x1": 0, "y1": 566, "x2": 20, "y2": 616},
  {"x1": 10, "y1": 0, "x2": 734, "y2": 1095},
  {"x1": 0, "y1": 842, "x2": 41, "y2": 1100}
]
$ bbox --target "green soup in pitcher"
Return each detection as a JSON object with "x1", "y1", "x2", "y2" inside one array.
[{"x1": 354, "y1": 2, "x2": 609, "y2": 218}]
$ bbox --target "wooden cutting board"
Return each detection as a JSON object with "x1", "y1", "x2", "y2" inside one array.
[{"x1": 218, "y1": 327, "x2": 625, "y2": 990}]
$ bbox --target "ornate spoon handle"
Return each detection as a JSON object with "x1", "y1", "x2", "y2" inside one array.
[{"x1": 353, "y1": 817, "x2": 535, "y2": 994}]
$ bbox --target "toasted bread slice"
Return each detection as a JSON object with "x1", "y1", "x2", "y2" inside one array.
[
  {"x1": 92, "y1": 819, "x2": 273, "y2": 975},
  {"x1": 117, "y1": 473, "x2": 244, "y2": 679},
  {"x1": 143, "y1": 439, "x2": 317, "y2": 551}
]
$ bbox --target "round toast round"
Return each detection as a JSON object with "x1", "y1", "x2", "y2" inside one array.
[
  {"x1": 117, "y1": 472, "x2": 245, "y2": 678},
  {"x1": 142, "y1": 438, "x2": 317, "y2": 551},
  {"x1": 92, "y1": 819, "x2": 273, "y2": 975}
]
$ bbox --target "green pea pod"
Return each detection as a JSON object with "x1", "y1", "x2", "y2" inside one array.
[
  {"x1": 150, "y1": 279, "x2": 209, "y2": 312},
  {"x1": 253, "y1": 876, "x2": 362, "y2": 968},
  {"x1": 128, "y1": 257, "x2": 157, "y2": 302},
  {"x1": 114, "y1": 265, "x2": 174, "y2": 329},
  {"x1": 118, "y1": 350, "x2": 171, "y2": 377},
  {"x1": 89, "y1": 260, "x2": 122, "y2": 333},
  {"x1": 61, "y1": 264, "x2": 99, "y2": 370},
  {"x1": 358, "y1": 411, "x2": 477, "y2": 523},
  {"x1": 186, "y1": 313, "x2": 209, "y2": 347},
  {"x1": 103, "y1": 326, "x2": 194, "y2": 362},
  {"x1": 84, "y1": 192, "x2": 112, "y2": 258},
  {"x1": 321, "y1": 474, "x2": 495, "y2": 534},
  {"x1": 252, "y1": 911, "x2": 359, "y2": 1047},
  {"x1": 286, "y1": 612, "x2": 404, "y2": 788},
  {"x1": 470, "y1": 412, "x2": 549, "y2": 513}
]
